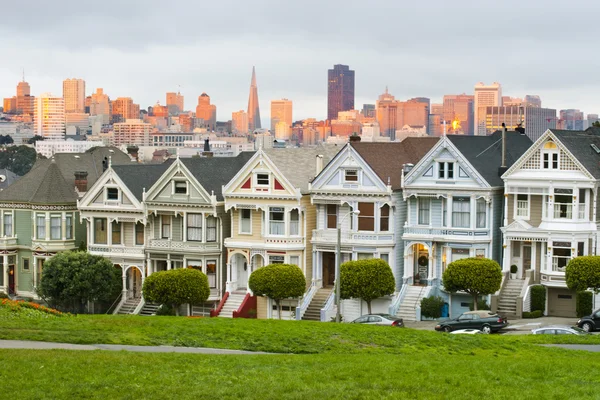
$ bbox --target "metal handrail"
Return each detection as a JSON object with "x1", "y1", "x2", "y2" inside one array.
[
  {"x1": 320, "y1": 291, "x2": 335, "y2": 322},
  {"x1": 296, "y1": 281, "x2": 317, "y2": 321},
  {"x1": 106, "y1": 292, "x2": 123, "y2": 314},
  {"x1": 388, "y1": 284, "x2": 408, "y2": 316}
]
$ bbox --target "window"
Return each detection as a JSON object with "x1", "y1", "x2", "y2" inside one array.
[
  {"x1": 380, "y1": 205, "x2": 390, "y2": 231},
  {"x1": 289, "y1": 255, "x2": 300, "y2": 268},
  {"x1": 552, "y1": 153, "x2": 559, "y2": 169},
  {"x1": 94, "y1": 218, "x2": 107, "y2": 244},
  {"x1": 36, "y1": 214, "x2": 46, "y2": 239},
  {"x1": 107, "y1": 187, "x2": 119, "y2": 200},
  {"x1": 380, "y1": 253, "x2": 389, "y2": 264},
  {"x1": 438, "y1": 162, "x2": 454, "y2": 179},
  {"x1": 206, "y1": 216, "x2": 217, "y2": 242},
  {"x1": 187, "y1": 213, "x2": 203, "y2": 241},
  {"x1": 135, "y1": 222, "x2": 144, "y2": 245},
  {"x1": 452, "y1": 197, "x2": 470, "y2": 228},
  {"x1": 448, "y1": 163, "x2": 454, "y2": 179},
  {"x1": 65, "y1": 215, "x2": 73, "y2": 240},
  {"x1": 206, "y1": 260, "x2": 217, "y2": 288},
  {"x1": 552, "y1": 241, "x2": 572, "y2": 272},
  {"x1": 240, "y1": 209, "x2": 251, "y2": 234},
  {"x1": 256, "y1": 173, "x2": 269, "y2": 186},
  {"x1": 542, "y1": 142, "x2": 559, "y2": 170},
  {"x1": 112, "y1": 221, "x2": 122, "y2": 244},
  {"x1": 290, "y1": 209, "x2": 299, "y2": 236},
  {"x1": 3, "y1": 213, "x2": 12, "y2": 237},
  {"x1": 358, "y1": 203, "x2": 375, "y2": 231},
  {"x1": 161, "y1": 215, "x2": 171, "y2": 239},
  {"x1": 476, "y1": 198, "x2": 486, "y2": 228},
  {"x1": 442, "y1": 198, "x2": 447, "y2": 227},
  {"x1": 174, "y1": 181, "x2": 187, "y2": 194},
  {"x1": 269, "y1": 208, "x2": 285, "y2": 235},
  {"x1": 357, "y1": 253, "x2": 374, "y2": 260},
  {"x1": 579, "y1": 189, "x2": 586, "y2": 219},
  {"x1": 578, "y1": 242, "x2": 585, "y2": 257},
  {"x1": 345, "y1": 169, "x2": 358, "y2": 182},
  {"x1": 326, "y1": 204, "x2": 337, "y2": 229},
  {"x1": 23, "y1": 258, "x2": 29, "y2": 271},
  {"x1": 418, "y1": 198, "x2": 430, "y2": 225},
  {"x1": 438, "y1": 162, "x2": 445, "y2": 179},
  {"x1": 516, "y1": 194, "x2": 529, "y2": 217},
  {"x1": 475, "y1": 249, "x2": 485, "y2": 259},
  {"x1": 270, "y1": 255, "x2": 285, "y2": 264},
  {"x1": 554, "y1": 189, "x2": 573, "y2": 219},
  {"x1": 50, "y1": 215, "x2": 61, "y2": 240}
]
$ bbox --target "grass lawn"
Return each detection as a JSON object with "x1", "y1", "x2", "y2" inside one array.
[{"x1": 0, "y1": 347, "x2": 598, "y2": 399}]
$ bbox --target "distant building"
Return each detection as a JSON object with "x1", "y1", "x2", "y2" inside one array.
[
  {"x1": 524, "y1": 95, "x2": 542, "y2": 108},
  {"x1": 443, "y1": 94, "x2": 474, "y2": 135},
  {"x1": 428, "y1": 114, "x2": 443, "y2": 137},
  {"x1": 362, "y1": 104, "x2": 376, "y2": 118},
  {"x1": 401, "y1": 99, "x2": 429, "y2": 130},
  {"x1": 63, "y1": 78, "x2": 86, "y2": 113},
  {"x1": 90, "y1": 88, "x2": 110, "y2": 125},
  {"x1": 559, "y1": 109, "x2": 585, "y2": 131},
  {"x1": 327, "y1": 64, "x2": 355, "y2": 121},
  {"x1": 113, "y1": 119, "x2": 152, "y2": 146},
  {"x1": 270, "y1": 99, "x2": 292, "y2": 137},
  {"x1": 166, "y1": 92, "x2": 184, "y2": 115},
  {"x1": 587, "y1": 114, "x2": 599, "y2": 126},
  {"x1": 34, "y1": 93, "x2": 65, "y2": 139},
  {"x1": 3, "y1": 98, "x2": 16, "y2": 114},
  {"x1": 474, "y1": 82, "x2": 502, "y2": 135},
  {"x1": 196, "y1": 93, "x2": 217, "y2": 131},
  {"x1": 35, "y1": 139, "x2": 104, "y2": 158},
  {"x1": 376, "y1": 88, "x2": 400, "y2": 139},
  {"x1": 16, "y1": 79, "x2": 34, "y2": 116},
  {"x1": 480, "y1": 105, "x2": 557, "y2": 141},
  {"x1": 247, "y1": 67, "x2": 261, "y2": 131},
  {"x1": 65, "y1": 113, "x2": 90, "y2": 135},
  {"x1": 361, "y1": 122, "x2": 390, "y2": 143},
  {"x1": 232, "y1": 110, "x2": 248, "y2": 135},
  {"x1": 112, "y1": 97, "x2": 139, "y2": 123}
]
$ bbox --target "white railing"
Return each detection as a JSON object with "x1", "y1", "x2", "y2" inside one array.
[
  {"x1": 320, "y1": 291, "x2": 336, "y2": 322},
  {"x1": 522, "y1": 285, "x2": 532, "y2": 313},
  {"x1": 88, "y1": 245, "x2": 145, "y2": 255},
  {"x1": 148, "y1": 239, "x2": 220, "y2": 251},
  {"x1": 388, "y1": 284, "x2": 409, "y2": 316},
  {"x1": 296, "y1": 281, "x2": 318, "y2": 321},
  {"x1": 311, "y1": 229, "x2": 394, "y2": 243},
  {"x1": 552, "y1": 256, "x2": 570, "y2": 272},
  {"x1": 553, "y1": 203, "x2": 572, "y2": 219},
  {"x1": 403, "y1": 226, "x2": 489, "y2": 237}
]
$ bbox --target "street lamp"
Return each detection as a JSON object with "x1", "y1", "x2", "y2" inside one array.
[{"x1": 336, "y1": 209, "x2": 360, "y2": 323}]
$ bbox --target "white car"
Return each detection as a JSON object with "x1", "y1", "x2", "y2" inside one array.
[{"x1": 449, "y1": 329, "x2": 483, "y2": 335}]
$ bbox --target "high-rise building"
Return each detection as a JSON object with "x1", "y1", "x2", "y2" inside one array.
[
  {"x1": 15, "y1": 78, "x2": 34, "y2": 116},
  {"x1": 481, "y1": 105, "x2": 556, "y2": 141},
  {"x1": 474, "y1": 82, "x2": 502, "y2": 135},
  {"x1": 362, "y1": 104, "x2": 376, "y2": 118},
  {"x1": 3, "y1": 98, "x2": 16, "y2": 114},
  {"x1": 247, "y1": 67, "x2": 261, "y2": 131},
  {"x1": 112, "y1": 97, "x2": 139, "y2": 123},
  {"x1": 559, "y1": 109, "x2": 585, "y2": 130},
  {"x1": 34, "y1": 93, "x2": 65, "y2": 139},
  {"x1": 400, "y1": 98, "x2": 429, "y2": 129},
  {"x1": 195, "y1": 93, "x2": 217, "y2": 130},
  {"x1": 270, "y1": 99, "x2": 292, "y2": 135},
  {"x1": 63, "y1": 78, "x2": 86, "y2": 113},
  {"x1": 376, "y1": 88, "x2": 400, "y2": 139},
  {"x1": 443, "y1": 94, "x2": 474, "y2": 135},
  {"x1": 587, "y1": 114, "x2": 599, "y2": 126},
  {"x1": 112, "y1": 119, "x2": 152, "y2": 146},
  {"x1": 16, "y1": 80, "x2": 30, "y2": 97},
  {"x1": 327, "y1": 64, "x2": 355, "y2": 121},
  {"x1": 90, "y1": 88, "x2": 110, "y2": 124},
  {"x1": 524, "y1": 95, "x2": 542, "y2": 108},
  {"x1": 166, "y1": 92, "x2": 184, "y2": 115},
  {"x1": 232, "y1": 110, "x2": 248, "y2": 135}
]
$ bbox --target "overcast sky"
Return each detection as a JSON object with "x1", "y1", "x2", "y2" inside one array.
[{"x1": 2, "y1": 0, "x2": 600, "y2": 124}]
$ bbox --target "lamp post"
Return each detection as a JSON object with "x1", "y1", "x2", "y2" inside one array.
[{"x1": 336, "y1": 210, "x2": 360, "y2": 323}]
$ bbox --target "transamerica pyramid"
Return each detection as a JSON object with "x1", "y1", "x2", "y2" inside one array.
[{"x1": 247, "y1": 66, "x2": 261, "y2": 131}]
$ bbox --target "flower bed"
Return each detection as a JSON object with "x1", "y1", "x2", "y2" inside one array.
[{"x1": 0, "y1": 299, "x2": 67, "y2": 317}]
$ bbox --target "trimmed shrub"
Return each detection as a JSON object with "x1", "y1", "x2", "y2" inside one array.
[
  {"x1": 576, "y1": 291, "x2": 593, "y2": 318},
  {"x1": 523, "y1": 310, "x2": 543, "y2": 319},
  {"x1": 143, "y1": 268, "x2": 210, "y2": 316},
  {"x1": 530, "y1": 285, "x2": 546, "y2": 312},
  {"x1": 249, "y1": 264, "x2": 306, "y2": 319},
  {"x1": 442, "y1": 258, "x2": 502, "y2": 310},
  {"x1": 469, "y1": 299, "x2": 490, "y2": 311},
  {"x1": 156, "y1": 304, "x2": 176, "y2": 316},
  {"x1": 510, "y1": 265, "x2": 518, "y2": 274},
  {"x1": 420, "y1": 296, "x2": 445, "y2": 319},
  {"x1": 566, "y1": 256, "x2": 600, "y2": 293},
  {"x1": 340, "y1": 258, "x2": 395, "y2": 314}
]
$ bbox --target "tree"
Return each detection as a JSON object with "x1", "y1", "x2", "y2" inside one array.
[
  {"x1": 0, "y1": 135, "x2": 13, "y2": 145},
  {"x1": 442, "y1": 258, "x2": 502, "y2": 310},
  {"x1": 566, "y1": 256, "x2": 600, "y2": 293},
  {"x1": 37, "y1": 251, "x2": 121, "y2": 313},
  {"x1": 27, "y1": 135, "x2": 45, "y2": 145},
  {"x1": 142, "y1": 268, "x2": 210, "y2": 316},
  {"x1": 340, "y1": 258, "x2": 395, "y2": 314},
  {"x1": 592, "y1": 121, "x2": 600, "y2": 128},
  {"x1": 0, "y1": 145, "x2": 38, "y2": 176},
  {"x1": 248, "y1": 264, "x2": 306, "y2": 319}
]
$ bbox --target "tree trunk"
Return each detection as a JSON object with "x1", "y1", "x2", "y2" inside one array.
[
  {"x1": 276, "y1": 299, "x2": 282, "y2": 320},
  {"x1": 472, "y1": 294, "x2": 479, "y2": 311},
  {"x1": 367, "y1": 299, "x2": 372, "y2": 314}
]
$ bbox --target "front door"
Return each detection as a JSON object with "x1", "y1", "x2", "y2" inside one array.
[
  {"x1": 7, "y1": 265, "x2": 15, "y2": 295},
  {"x1": 414, "y1": 245, "x2": 429, "y2": 285},
  {"x1": 236, "y1": 259, "x2": 248, "y2": 290},
  {"x1": 322, "y1": 252, "x2": 335, "y2": 287}
]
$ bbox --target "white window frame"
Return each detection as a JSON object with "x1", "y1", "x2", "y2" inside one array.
[
  {"x1": 515, "y1": 194, "x2": 530, "y2": 219},
  {"x1": 111, "y1": 221, "x2": 123, "y2": 245},
  {"x1": 437, "y1": 161, "x2": 455, "y2": 180},
  {"x1": 541, "y1": 142, "x2": 559, "y2": 170},
  {"x1": 187, "y1": 213, "x2": 203, "y2": 242},
  {"x1": 240, "y1": 209, "x2": 252, "y2": 235},
  {"x1": 161, "y1": 215, "x2": 171, "y2": 239},
  {"x1": 268, "y1": 207, "x2": 285, "y2": 236},
  {"x1": 476, "y1": 198, "x2": 487, "y2": 228},
  {"x1": 36, "y1": 213, "x2": 46, "y2": 240},
  {"x1": 105, "y1": 186, "x2": 120, "y2": 202},
  {"x1": 205, "y1": 216, "x2": 217, "y2": 242},
  {"x1": 173, "y1": 180, "x2": 188, "y2": 195},
  {"x1": 50, "y1": 214, "x2": 62, "y2": 240},
  {"x1": 417, "y1": 198, "x2": 430, "y2": 225},
  {"x1": 3, "y1": 212, "x2": 12, "y2": 237},
  {"x1": 452, "y1": 196, "x2": 471, "y2": 228},
  {"x1": 255, "y1": 172, "x2": 270, "y2": 187},
  {"x1": 65, "y1": 214, "x2": 73, "y2": 240},
  {"x1": 344, "y1": 169, "x2": 358, "y2": 183},
  {"x1": 289, "y1": 255, "x2": 300, "y2": 268}
]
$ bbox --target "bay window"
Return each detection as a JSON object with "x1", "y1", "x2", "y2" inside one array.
[
  {"x1": 418, "y1": 198, "x2": 430, "y2": 225},
  {"x1": 579, "y1": 189, "x2": 586, "y2": 219},
  {"x1": 476, "y1": 198, "x2": 486, "y2": 228},
  {"x1": 65, "y1": 214, "x2": 73, "y2": 240},
  {"x1": 36, "y1": 214, "x2": 46, "y2": 239},
  {"x1": 161, "y1": 215, "x2": 171, "y2": 239},
  {"x1": 3, "y1": 213, "x2": 12, "y2": 237},
  {"x1": 358, "y1": 203, "x2": 375, "y2": 231},
  {"x1": 554, "y1": 189, "x2": 573, "y2": 219},
  {"x1": 135, "y1": 222, "x2": 144, "y2": 245},
  {"x1": 50, "y1": 215, "x2": 61, "y2": 240},
  {"x1": 240, "y1": 209, "x2": 251, "y2": 234},
  {"x1": 93, "y1": 218, "x2": 106, "y2": 244},
  {"x1": 112, "y1": 221, "x2": 122, "y2": 245},
  {"x1": 269, "y1": 207, "x2": 285, "y2": 235},
  {"x1": 516, "y1": 194, "x2": 529, "y2": 218},
  {"x1": 290, "y1": 209, "x2": 299, "y2": 236},
  {"x1": 206, "y1": 216, "x2": 217, "y2": 242},
  {"x1": 380, "y1": 205, "x2": 390, "y2": 231},
  {"x1": 187, "y1": 213, "x2": 203, "y2": 241},
  {"x1": 452, "y1": 197, "x2": 470, "y2": 228}
]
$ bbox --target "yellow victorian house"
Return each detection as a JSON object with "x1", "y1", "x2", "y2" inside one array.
[{"x1": 220, "y1": 145, "x2": 340, "y2": 319}]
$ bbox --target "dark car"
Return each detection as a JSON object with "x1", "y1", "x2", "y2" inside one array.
[
  {"x1": 435, "y1": 311, "x2": 508, "y2": 334},
  {"x1": 577, "y1": 309, "x2": 600, "y2": 332},
  {"x1": 351, "y1": 314, "x2": 404, "y2": 327}
]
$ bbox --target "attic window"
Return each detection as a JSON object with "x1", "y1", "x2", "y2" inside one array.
[
  {"x1": 256, "y1": 173, "x2": 269, "y2": 186},
  {"x1": 174, "y1": 181, "x2": 187, "y2": 194},
  {"x1": 107, "y1": 188, "x2": 119, "y2": 201},
  {"x1": 345, "y1": 170, "x2": 358, "y2": 182}
]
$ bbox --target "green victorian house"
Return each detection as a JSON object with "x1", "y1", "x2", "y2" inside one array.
[{"x1": 0, "y1": 147, "x2": 131, "y2": 298}]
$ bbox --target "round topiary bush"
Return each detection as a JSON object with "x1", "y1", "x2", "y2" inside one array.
[
  {"x1": 442, "y1": 258, "x2": 502, "y2": 311},
  {"x1": 340, "y1": 258, "x2": 395, "y2": 314},
  {"x1": 249, "y1": 264, "x2": 306, "y2": 319},
  {"x1": 143, "y1": 268, "x2": 210, "y2": 316}
]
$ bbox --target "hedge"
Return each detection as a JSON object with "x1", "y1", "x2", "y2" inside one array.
[
  {"x1": 576, "y1": 291, "x2": 593, "y2": 318},
  {"x1": 530, "y1": 285, "x2": 546, "y2": 312},
  {"x1": 523, "y1": 310, "x2": 543, "y2": 319},
  {"x1": 468, "y1": 299, "x2": 490, "y2": 311},
  {"x1": 420, "y1": 296, "x2": 444, "y2": 319}
]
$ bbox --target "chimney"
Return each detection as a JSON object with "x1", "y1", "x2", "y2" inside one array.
[
  {"x1": 515, "y1": 123, "x2": 526, "y2": 135},
  {"x1": 102, "y1": 156, "x2": 108, "y2": 172},
  {"x1": 349, "y1": 133, "x2": 361, "y2": 143},
  {"x1": 202, "y1": 137, "x2": 214, "y2": 158},
  {"x1": 315, "y1": 154, "x2": 324, "y2": 176},
  {"x1": 498, "y1": 123, "x2": 509, "y2": 176},
  {"x1": 74, "y1": 171, "x2": 88, "y2": 192}
]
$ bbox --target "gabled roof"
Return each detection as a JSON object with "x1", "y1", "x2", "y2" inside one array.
[
  {"x1": 263, "y1": 145, "x2": 341, "y2": 193},
  {"x1": 551, "y1": 129, "x2": 600, "y2": 178},
  {"x1": 351, "y1": 137, "x2": 440, "y2": 189},
  {"x1": 448, "y1": 131, "x2": 532, "y2": 187},
  {"x1": 111, "y1": 152, "x2": 256, "y2": 201}
]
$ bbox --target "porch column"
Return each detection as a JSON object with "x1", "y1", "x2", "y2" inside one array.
[
  {"x1": 167, "y1": 254, "x2": 172, "y2": 270},
  {"x1": 146, "y1": 256, "x2": 152, "y2": 275},
  {"x1": 313, "y1": 250, "x2": 318, "y2": 282},
  {"x1": 427, "y1": 245, "x2": 434, "y2": 281},
  {"x1": 531, "y1": 241, "x2": 537, "y2": 281},
  {"x1": 3, "y1": 255, "x2": 7, "y2": 290},
  {"x1": 121, "y1": 267, "x2": 127, "y2": 299},
  {"x1": 504, "y1": 241, "x2": 511, "y2": 272},
  {"x1": 32, "y1": 256, "x2": 37, "y2": 289}
]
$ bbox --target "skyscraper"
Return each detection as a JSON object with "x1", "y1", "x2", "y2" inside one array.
[
  {"x1": 480, "y1": 105, "x2": 556, "y2": 141},
  {"x1": 232, "y1": 110, "x2": 248, "y2": 135},
  {"x1": 270, "y1": 99, "x2": 293, "y2": 137},
  {"x1": 34, "y1": 93, "x2": 65, "y2": 139},
  {"x1": 376, "y1": 88, "x2": 400, "y2": 139},
  {"x1": 559, "y1": 109, "x2": 585, "y2": 130},
  {"x1": 90, "y1": 88, "x2": 110, "y2": 125},
  {"x1": 16, "y1": 78, "x2": 34, "y2": 116},
  {"x1": 166, "y1": 92, "x2": 184, "y2": 115},
  {"x1": 196, "y1": 93, "x2": 217, "y2": 131},
  {"x1": 443, "y1": 94, "x2": 474, "y2": 135},
  {"x1": 247, "y1": 67, "x2": 261, "y2": 131},
  {"x1": 112, "y1": 97, "x2": 139, "y2": 123},
  {"x1": 327, "y1": 64, "x2": 355, "y2": 121},
  {"x1": 474, "y1": 82, "x2": 502, "y2": 135},
  {"x1": 63, "y1": 78, "x2": 86, "y2": 113}
]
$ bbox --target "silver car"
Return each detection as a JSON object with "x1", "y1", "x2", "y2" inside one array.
[
  {"x1": 531, "y1": 326, "x2": 590, "y2": 335},
  {"x1": 351, "y1": 314, "x2": 404, "y2": 327}
]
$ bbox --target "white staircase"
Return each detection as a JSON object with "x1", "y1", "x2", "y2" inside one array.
[
  {"x1": 396, "y1": 286, "x2": 429, "y2": 322},
  {"x1": 116, "y1": 297, "x2": 141, "y2": 315},
  {"x1": 218, "y1": 291, "x2": 246, "y2": 318},
  {"x1": 497, "y1": 279, "x2": 525, "y2": 319},
  {"x1": 139, "y1": 303, "x2": 160, "y2": 316},
  {"x1": 302, "y1": 288, "x2": 333, "y2": 321}
]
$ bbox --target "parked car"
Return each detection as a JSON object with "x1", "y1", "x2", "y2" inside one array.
[
  {"x1": 531, "y1": 326, "x2": 590, "y2": 335},
  {"x1": 435, "y1": 311, "x2": 508, "y2": 334},
  {"x1": 351, "y1": 314, "x2": 404, "y2": 327},
  {"x1": 450, "y1": 329, "x2": 483, "y2": 335},
  {"x1": 577, "y1": 309, "x2": 600, "y2": 332}
]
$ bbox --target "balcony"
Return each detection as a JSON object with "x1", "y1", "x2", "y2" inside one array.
[
  {"x1": 31, "y1": 240, "x2": 77, "y2": 252},
  {"x1": 147, "y1": 239, "x2": 220, "y2": 252},
  {"x1": 88, "y1": 245, "x2": 145, "y2": 257},
  {"x1": 311, "y1": 229, "x2": 394, "y2": 244},
  {"x1": 403, "y1": 226, "x2": 490, "y2": 239}
]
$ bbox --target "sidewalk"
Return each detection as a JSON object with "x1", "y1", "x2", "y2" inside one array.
[{"x1": 405, "y1": 316, "x2": 580, "y2": 332}]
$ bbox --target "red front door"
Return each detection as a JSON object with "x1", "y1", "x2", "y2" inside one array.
[{"x1": 8, "y1": 265, "x2": 15, "y2": 295}]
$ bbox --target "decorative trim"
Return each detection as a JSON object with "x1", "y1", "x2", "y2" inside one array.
[{"x1": 0, "y1": 203, "x2": 77, "y2": 211}]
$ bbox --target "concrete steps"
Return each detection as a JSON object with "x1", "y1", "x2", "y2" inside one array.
[
  {"x1": 218, "y1": 292, "x2": 246, "y2": 318},
  {"x1": 302, "y1": 288, "x2": 333, "y2": 321},
  {"x1": 139, "y1": 303, "x2": 160, "y2": 316},
  {"x1": 396, "y1": 286, "x2": 429, "y2": 322},
  {"x1": 497, "y1": 279, "x2": 525, "y2": 318},
  {"x1": 117, "y1": 298, "x2": 141, "y2": 315}
]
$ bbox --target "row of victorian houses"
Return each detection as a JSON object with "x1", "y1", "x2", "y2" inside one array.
[{"x1": 2, "y1": 128, "x2": 600, "y2": 319}]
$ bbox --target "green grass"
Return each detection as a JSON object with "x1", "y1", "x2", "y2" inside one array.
[{"x1": 0, "y1": 347, "x2": 598, "y2": 399}]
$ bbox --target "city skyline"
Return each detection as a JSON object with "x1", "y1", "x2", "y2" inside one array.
[{"x1": 1, "y1": 1, "x2": 600, "y2": 123}]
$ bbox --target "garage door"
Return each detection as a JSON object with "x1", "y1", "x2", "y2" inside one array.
[{"x1": 547, "y1": 288, "x2": 576, "y2": 317}]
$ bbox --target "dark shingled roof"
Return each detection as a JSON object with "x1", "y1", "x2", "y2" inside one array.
[
  {"x1": 351, "y1": 137, "x2": 440, "y2": 190},
  {"x1": 0, "y1": 147, "x2": 132, "y2": 204},
  {"x1": 448, "y1": 130, "x2": 533, "y2": 187},
  {"x1": 552, "y1": 128, "x2": 600, "y2": 178},
  {"x1": 112, "y1": 152, "x2": 256, "y2": 201}
]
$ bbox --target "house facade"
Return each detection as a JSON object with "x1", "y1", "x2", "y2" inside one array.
[{"x1": 501, "y1": 128, "x2": 600, "y2": 317}]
